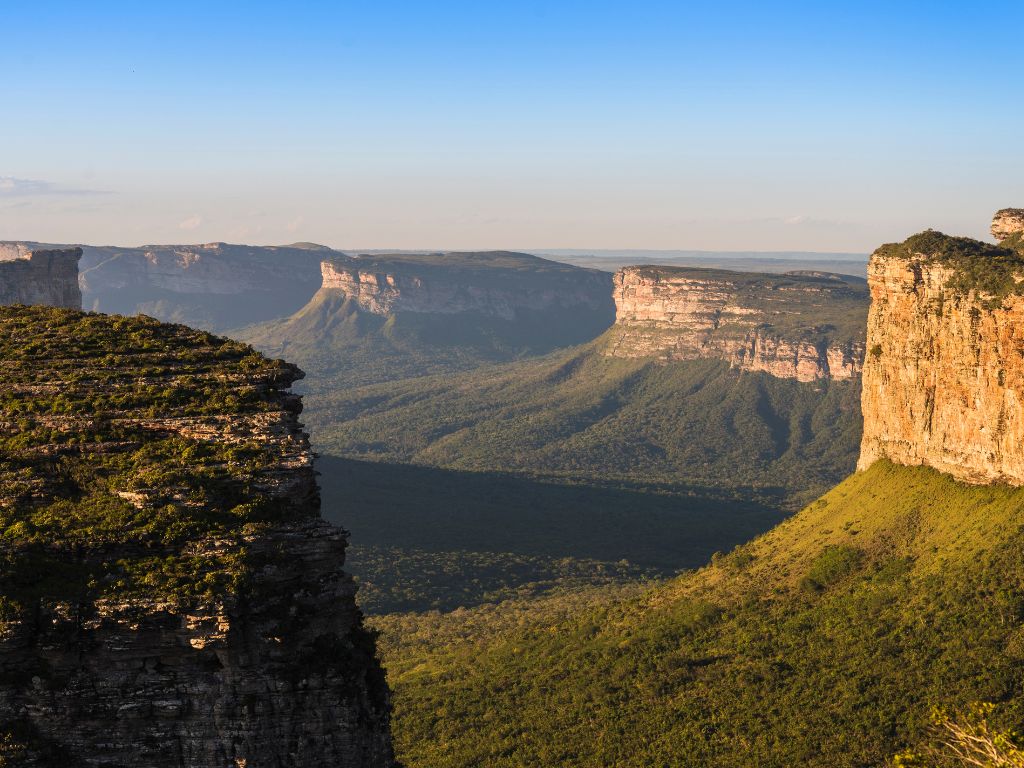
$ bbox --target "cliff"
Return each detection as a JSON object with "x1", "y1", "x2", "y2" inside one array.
[
  {"x1": 238, "y1": 251, "x2": 616, "y2": 389},
  {"x1": 0, "y1": 306, "x2": 394, "y2": 766},
  {"x1": 0, "y1": 247, "x2": 82, "y2": 309},
  {"x1": 319, "y1": 251, "x2": 613, "y2": 319},
  {"x1": 858, "y1": 211, "x2": 1024, "y2": 484},
  {"x1": 602, "y1": 265, "x2": 867, "y2": 381},
  {"x1": 2, "y1": 240, "x2": 331, "y2": 331}
]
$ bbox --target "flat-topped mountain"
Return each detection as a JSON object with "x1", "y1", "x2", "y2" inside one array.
[
  {"x1": 0, "y1": 245, "x2": 82, "y2": 309},
  {"x1": 604, "y1": 265, "x2": 868, "y2": 381},
  {"x1": 239, "y1": 251, "x2": 615, "y2": 388},
  {"x1": 2, "y1": 240, "x2": 332, "y2": 331},
  {"x1": 0, "y1": 306, "x2": 394, "y2": 766},
  {"x1": 859, "y1": 210, "x2": 1024, "y2": 484},
  {"x1": 320, "y1": 250, "x2": 612, "y2": 318}
]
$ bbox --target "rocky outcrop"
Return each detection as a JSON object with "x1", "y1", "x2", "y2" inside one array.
[
  {"x1": 0, "y1": 247, "x2": 82, "y2": 308},
  {"x1": 0, "y1": 306, "x2": 395, "y2": 766},
  {"x1": 603, "y1": 266, "x2": 867, "y2": 382},
  {"x1": 320, "y1": 251, "x2": 613, "y2": 320},
  {"x1": 992, "y1": 208, "x2": 1024, "y2": 241},
  {"x1": 857, "y1": 211, "x2": 1024, "y2": 484}
]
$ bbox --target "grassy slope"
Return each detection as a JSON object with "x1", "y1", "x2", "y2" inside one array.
[
  {"x1": 374, "y1": 461, "x2": 1024, "y2": 767},
  {"x1": 306, "y1": 339, "x2": 861, "y2": 612},
  {"x1": 310, "y1": 339, "x2": 863, "y2": 507}
]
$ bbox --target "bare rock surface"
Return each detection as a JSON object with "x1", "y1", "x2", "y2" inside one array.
[
  {"x1": 320, "y1": 251, "x2": 612, "y2": 319},
  {"x1": 992, "y1": 208, "x2": 1024, "y2": 241},
  {"x1": 603, "y1": 265, "x2": 867, "y2": 381},
  {"x1": 858, "y1": 212, "x2": 1024, "y2": 484},
  {"x1": 0, "y1": 247, "x2": 82, "y2": 309}
]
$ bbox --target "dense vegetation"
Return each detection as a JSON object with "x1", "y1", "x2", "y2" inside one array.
[
  {"x1": 317, "y1": 457, "x2": 784, "y2": 613},
  {"x1": 239, "y1": 293, "x2": 614, "y2": 389},
  {"x1": 0, "y1": 305, "x2": 304, "y2": 608},
  {"x1": 373, "y1": 461, "x2": 1024, "y2": 767},
  {"x1": 876, "y1": 230, "x2": 1024, "y2": 302},
  {"x1": 236, "y1": 251, "x2": 615, "y2": 389},
  {"x1": 310, "y1": 343, "x2": 863, "y2": 508}
]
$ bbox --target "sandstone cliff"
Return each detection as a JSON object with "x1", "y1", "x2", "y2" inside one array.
[
  {"x1": 602, "y1": 266, "x2": 867, "y2": 381},
  {"x1": 320, "y1": 251, "x2": 613, "y2": 319},
  {"x1": 2, "y1": 240, "x2": 331, "y2": 331},
  {"x1": 0, "y1": 247, "x2": 82, "y2": 309},
  {"x1": 0, "y1": 306, "x2": 394, "y2": 766},
  {"x1": 857, "y1": 212, "x2": 1024, "y2": 484},
  {"x1": 237, "y1": 251, "x2": 616, "y2": 388}
]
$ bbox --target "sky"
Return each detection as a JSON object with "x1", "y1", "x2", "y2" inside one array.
[{"x1": 1, "y1": 1, "x2": 1022, "y2": 252}]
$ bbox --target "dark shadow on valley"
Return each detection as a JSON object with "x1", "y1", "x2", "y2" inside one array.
[{"x1": 317, "y1": 455, "x2": 788, "y2": 574}]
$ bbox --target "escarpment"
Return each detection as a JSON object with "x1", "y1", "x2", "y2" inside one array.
[
  {"x1": 602, "y1": 265, "x2": 867, "y2": 381},
  {"x1": 319, "y1": 251, "x2": 613, "y2": 319},
  {"x1": 2, "y1": 240, "x2": 333, "y2": 330},
  {"x1": 857, "y1": 210, "x2": 1024, "y2": 484},
  {"x1": 0, "y1": 246, "x2": 82, "y2": 309},
  {"x1": 0, "y1": 307, "x2": 394, "y2": 766}
]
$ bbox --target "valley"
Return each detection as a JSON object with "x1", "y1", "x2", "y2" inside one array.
[{"x1": 1, "y1": 210, "x2": 1023, "y2": 766}]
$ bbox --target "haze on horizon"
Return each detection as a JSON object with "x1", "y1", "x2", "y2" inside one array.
[{"x1": 2, "y1": 1, "x2": 1021, "y2": 252}]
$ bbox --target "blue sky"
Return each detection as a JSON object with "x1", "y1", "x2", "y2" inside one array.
[{"x1": 1, "y1": 1, "x2": 1021, "y2": 250}]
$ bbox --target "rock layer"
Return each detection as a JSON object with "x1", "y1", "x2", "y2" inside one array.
[
  {"x1": 0, "y1": 247, "x2": 82, "y2": 308},
  {"x1": 320, "y1": 251, "x2": 613, "y2": 320},
  {"x1": 2, "y1": 240, "x2": 331, "y2": 331},
  {"x1": 603, "y1": 266, "x2": 867, "y2": 381},
  {"x1": 857, "y1": 213, "x2": 1024, "y2": 484},
  {"x1": 992, "y1": 208, "x2": 1024, "y2": 241},
  {"x1": 0, "y1": 307, "x2": 395, "y2": 766}
]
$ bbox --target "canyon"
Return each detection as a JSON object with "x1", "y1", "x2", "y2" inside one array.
[
  {"x1": 0, "y1": 246, "x2": 82, "y2": 309},
  {"x1": 858, "y1": 210, "x2": 1024, "y2": 485},
  {"x1": 603, "y1": 265, "x2": 868, "y2": 381},
  {"x1": 0, "y1": 306, "x2": 394, "y2": 766}
]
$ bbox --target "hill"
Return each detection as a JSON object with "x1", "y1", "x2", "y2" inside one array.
[
  {"x1": 370, "y1": 210, "x2": 1024, "y2": 767},
  {"x1": 237, "y1": 250, "x2": 615, "y2": 388},
  {"x1": 296, "y1": 263, "x2": 868, "y2": 612},
  {"x1": 0, "y1": 305, "x2": 394, "y2": 765},
  {"x1": 310, "y1": 341, "x2": 863, "y2": 503},
  {"x1": 373, "y1": 460, "x2": 1024, "y2": 767}
]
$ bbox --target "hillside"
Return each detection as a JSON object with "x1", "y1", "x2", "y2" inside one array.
[
  {"x1": 367, "y1": 211, "x2": 1024, "y2": 767},
  {"x1": 309, "y1": 345, "x2": 860, "y2": 613},
  {"x1": 373, "y1": 461, "x2": 1024, "y2": 767},
  {"x1": 237, "y1": 250, "x2": 615, "y2": 388},
  {"x1": 296, "y1": 263, "x2": 867, "y2": 612},
  {"x1": 0, "y1": 306, "x2": 394, "y2": 766},
  {"x1": 310, "y1": 341, "x2": 863, "y2": 502}
]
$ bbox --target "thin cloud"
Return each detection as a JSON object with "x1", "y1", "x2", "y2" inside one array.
[
  {"x1": 179, "y1": 214, "x2": 204, "y2": 230},
  {"x1": 0, "y1": 176, "x2": 108, "y2": 197}
]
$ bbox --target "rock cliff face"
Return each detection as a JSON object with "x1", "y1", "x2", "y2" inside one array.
[
  {"x1": 320, "y1": 251, "x2": 613, "y2": 320},
  {"x1": 0, "y1": 247, "x2": 82, "y2": 309},
  {"x1": 992, "y1": 208, "x2": 1024, "y2": 241},
  {"x1": 0, "y1": 306, "x2": 394, "y2": 766},
  {"x1": 603, "y1": 266, "x2": 867, "y2": 382},
  {"x1": 2, "y1": 240, "x2": 331, "y2": 331},
  {"x1": 858, "y1": 211, "x2": 1024, "y2": 484}
]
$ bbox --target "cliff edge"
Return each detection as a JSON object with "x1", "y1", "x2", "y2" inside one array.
[
  {"x1": 319, "y1": 251, "x2": 613, "y2": 319},
  {"x1": 0, "y1": 306, "x2": 394, "y2": 766},
  {"x1": 0, "y1": 246, "x2": 82, "y2": 309},
  {"x1": 858, "y1": 210, "x2": 1024, "y2": 483},
  {"x1": 602, "y1": 265, "x2": 867, "y2": 382}
]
